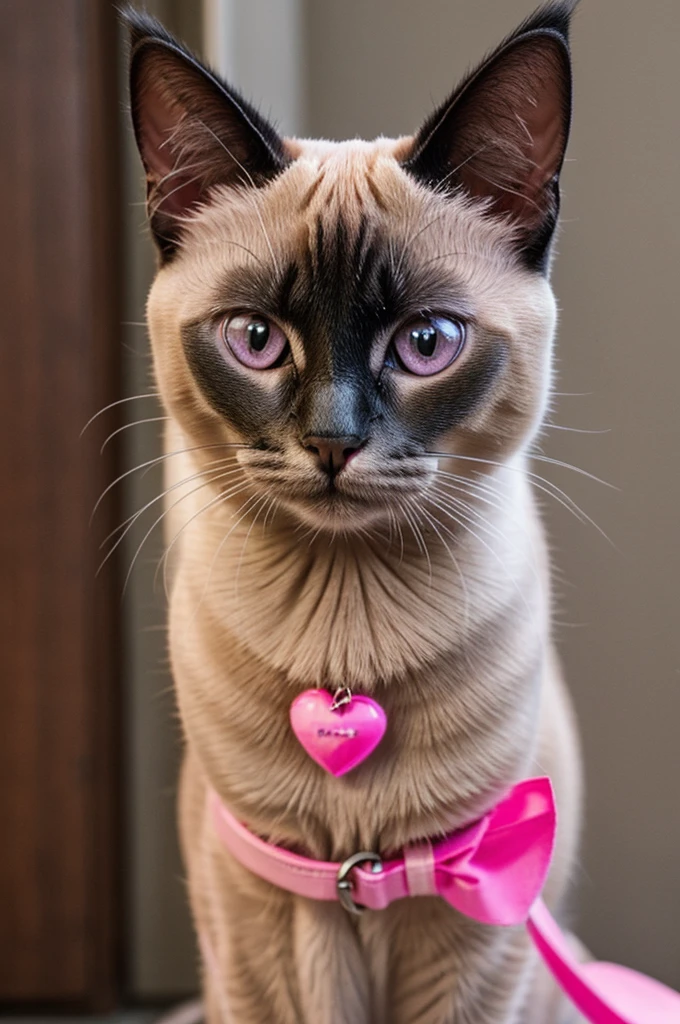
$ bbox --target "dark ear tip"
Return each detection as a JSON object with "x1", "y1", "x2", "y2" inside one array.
[
  {"x1": 402, "y1": 0, "x2": 577, "y2": 274},
  {"x1": 118, "y1": 5, "x2": 179, "y2": 53},
  {"x1": 518, "y1": 0, "x2": 580, "y2": 44}
]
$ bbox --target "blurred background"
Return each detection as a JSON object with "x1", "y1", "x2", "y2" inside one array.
[{"x1": 1, "y1": 0, "x2": 678, "y2": 1014}]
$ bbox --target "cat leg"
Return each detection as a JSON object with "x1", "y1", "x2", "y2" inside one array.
[
  {"x1": 194, "y1": 852, "x2": 305, "y2": 1024},
  {"x1": 201, "y1": 865, "x2": 372, "y2": 1024},
  {"x1": 293, "y1": 898, "x2": 372, "y2": 1024},
  {"x1": 365, "y1": 899, "x2": 535, "y2": 1024}
]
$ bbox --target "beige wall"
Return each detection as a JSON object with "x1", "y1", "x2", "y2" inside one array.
[{"x1": 306, "y1": 0, "x2": 680, "y2": 987}]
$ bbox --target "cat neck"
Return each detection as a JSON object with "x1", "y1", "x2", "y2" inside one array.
[
  {"x1": 170, "y1": 456, "x2": 550, "y2": 853},
  {"x1": 175, "y1": 454, "x2": 546, "y2": 691}
]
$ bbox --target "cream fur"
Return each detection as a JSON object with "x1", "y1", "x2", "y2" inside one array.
[{"x1": 147, "y1": 139, "x2": 583, "y2": 1023}]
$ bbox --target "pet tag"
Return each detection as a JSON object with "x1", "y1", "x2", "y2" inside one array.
[{"x1": 289, "y1": 687, "x2": 387, "y2": 777}]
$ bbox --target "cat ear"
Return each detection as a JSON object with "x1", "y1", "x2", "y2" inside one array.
[
  {"x1": 125, "y1": 10, "x2": 288, "y2": 259},
  {"x1": 403, "y1": 1, "x2": 575, "y2": 271}
]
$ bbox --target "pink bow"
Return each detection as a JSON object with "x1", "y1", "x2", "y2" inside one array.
[{"x1": 412, "y1": 776, "x2": 556, "y2": 926}]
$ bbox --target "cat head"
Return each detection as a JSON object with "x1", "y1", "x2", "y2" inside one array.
[{"x1": 127, "y1": 3, "x2": 574, "y2": 533}]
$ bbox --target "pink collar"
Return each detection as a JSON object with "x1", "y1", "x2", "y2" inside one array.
[{"x1": 209, "y1": 776, "x2": 680, "y2": 1024}]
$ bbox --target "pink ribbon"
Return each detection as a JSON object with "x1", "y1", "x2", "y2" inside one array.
[
  {"x1": 210, "y1": 779, "x2": 680, "y2": 1022},
  {"x1": 426, "y1": 776, "x2": 556, "y2": 925}
]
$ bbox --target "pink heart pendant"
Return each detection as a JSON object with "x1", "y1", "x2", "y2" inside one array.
[{"x1": 290, "y1": 688, "x2": 387, "y2": 777}]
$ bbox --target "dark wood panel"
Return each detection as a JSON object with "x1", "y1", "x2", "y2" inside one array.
[{"x1": 0, "y1": 0, "x2": 122, "y2": 1008}]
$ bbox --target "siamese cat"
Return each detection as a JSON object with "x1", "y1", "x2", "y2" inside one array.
[{"x1": 127, "y1": 3, "x2": 583, "y2": 1021}]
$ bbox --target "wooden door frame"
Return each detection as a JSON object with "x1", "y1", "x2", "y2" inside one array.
[{"x1": 0, "y1": 0, "x2": 122, "y2": 1009}]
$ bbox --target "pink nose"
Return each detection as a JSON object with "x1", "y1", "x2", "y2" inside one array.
[{"x1": 302, "y1": 436, "x2": 364, "y2": 475}]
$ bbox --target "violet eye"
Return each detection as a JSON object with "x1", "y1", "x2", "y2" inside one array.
[
  {"x1": 222, "y1": 314, "x2": 288, "y2": 369},
  {"x1": 391, "y1": 316, "x2": 465, "y2": 376}
]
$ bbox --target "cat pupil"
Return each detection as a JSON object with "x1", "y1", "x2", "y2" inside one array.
[
  {"x1": 412, "y1": 326, "x2": 437, "y2": 357},
  {"x1": 248, "y1": 321, "x2": 269, "y2": 351}
]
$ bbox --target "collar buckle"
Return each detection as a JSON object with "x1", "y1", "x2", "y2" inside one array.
[{"x1": 336, "y1": 851, "x2": 383, "y2": 914}]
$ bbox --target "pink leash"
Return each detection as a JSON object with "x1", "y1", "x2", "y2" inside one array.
[{"x1": 209, "y1": 778, "x2": 680, "y2": 1023}]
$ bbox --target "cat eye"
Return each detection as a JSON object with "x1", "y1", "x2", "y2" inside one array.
[
  {"x1": 221, "y1": 313, "x2": 289, "y2": 369},
  {"x1": 390, "y1": 316, "x2": 465, "y2": 376}
]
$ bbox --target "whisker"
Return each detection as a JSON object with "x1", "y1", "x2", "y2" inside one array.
[
  {"x1": 428, "y1": 450, "x2": 607, "y2": 510},
  {"x1": 101, "y1": 464, "x2": 247, "y2": 582},
  {"x1": 191, "y1": 492, "x2": 264, "y2": 612},
  {"x1": 384, "y1": 507, "x2": 395, "y2": 549},
  {"x1": 149, "y1": 170, "x2": 207, "y2": 221},
  {"x1": 394, "y1": 509, "x2": 405, "y2": 563},
  {"x1": 423, "y1": 492, "x2": 533, "y2": 617},
  {"x1": 551, "y1": 391, "x2": 594, "y2": 398},
  {"x1": 432, "y1": 474, "x2": 507, "y2": 515},
  {"x1": 127, "y1": 477, "x2": 251, "y2": 598},
  {"x1": 432, "y1": 471, "x2": 541, "y2": 565},
  {"x1": 413, "y1": 500, "x2": 473, "y2": 658},
  {"x1": 261, "y1": 495, "x2": 279, "y2": 532},
  {"x1": 100, "y1": 415, "x2": 170, "y2": 453},
  {"x1": 395, "y1": 211, "x2": 448, "y2": 279},
  {"x1": 430, "y1": 141, "x2": 494, "y2": 195},
  {"x1": 474, "y1": 167, "x2": 544, "y2": 216},
  {"x1": 432, "y1": 467, "x2": 509, "y2": 506},
  {"x1": 529, "y1": 452, "x2": 617, "y2": 490},
  {"x1": 542, "y1": 424, "x2": 610, "y2": 435},
  {"x1": 81, "y1": 392, "x2": 161, "y2": 435},
  {"x1": 428, "y1": 453, "x2": 614, "y2": 546},
  {"x1": 102, "y1": 458, "x2": 242, "y2": 547},
  {"x1": 158, "y1": 483, "x2": 254, "y2": 599},
  {"x1": 155, "y1": 158, "x2": 206, "y2": 187},
  {"x1": 200, "y1": 237, "x2": 267, "y2": 265},
  {"x1": 421, "y1": 250, "x2": 502, "y2": 268},
  {"x1": 430, "y1": 484, "x2": 504, "y2": 536},
  {"x1": 304, "y1": 523, "x2": 325, "y2": 548},
  {"x1": 193, "y1": 118, "x2": 278, "y2": 275},
  {"x1": 399, "y1": 498, "x2": 432, "y2": 584},
  {"x1": 234, "y1": 493, "x2": 271, "y2": 596},
  {"x1": 428, "y1": 485, "x2": 519, "y2": 555},
  {"x1": 90, "y1": 442, "x2": 247, "y2": 522}
]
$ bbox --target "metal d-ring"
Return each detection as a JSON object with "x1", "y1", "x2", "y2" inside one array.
[
  {"x1": 336, "y1": 851, "x2": 383, "y2": 915},
  {"x1": 330, "y1": 686, "x2": 353, "y2": 712}
]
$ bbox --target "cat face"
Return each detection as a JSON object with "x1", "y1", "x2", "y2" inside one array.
[{"x1": 128, "y1": 5, "x2": 572, "y2": 532}]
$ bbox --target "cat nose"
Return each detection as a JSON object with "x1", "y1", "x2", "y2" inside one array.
[{"x1": 302, "y1": 435, "x2": 365, "y2": 475}]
